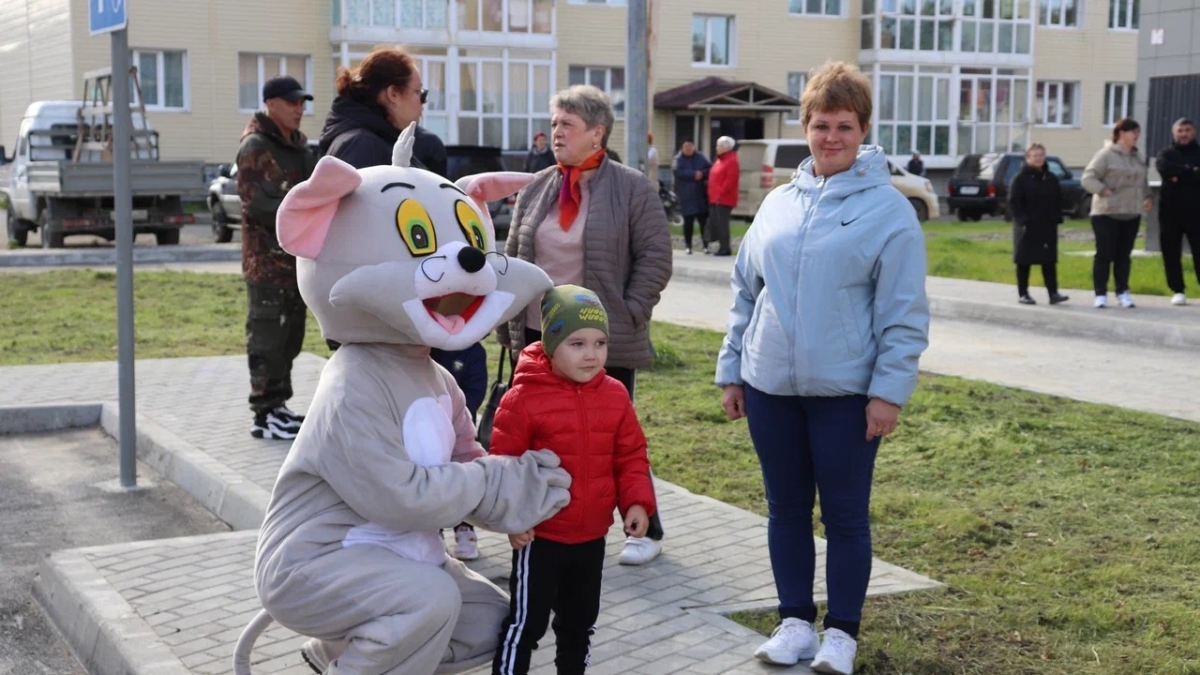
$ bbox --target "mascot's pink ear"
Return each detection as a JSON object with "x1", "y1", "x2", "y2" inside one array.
[
  {"x1": 455, "y1": 172, "x2": 535, "y2": 208},
  {"x1": 277, "y1": 156, "x2": 363, "y2": 259}
]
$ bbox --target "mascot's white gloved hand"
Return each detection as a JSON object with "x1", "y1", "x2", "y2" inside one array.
[{"x1": 470, "y1": 449, "x2": 572, "y2": 534}]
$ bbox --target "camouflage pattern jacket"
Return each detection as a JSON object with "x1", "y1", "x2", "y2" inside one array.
[{"x1": 236, "y1": 113, "x2": 317, "y2": 286}]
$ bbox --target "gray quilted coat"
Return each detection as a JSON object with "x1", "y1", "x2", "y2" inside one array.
[{"x1": 497, "y1": 156, "x2": 672, "y2": 369}]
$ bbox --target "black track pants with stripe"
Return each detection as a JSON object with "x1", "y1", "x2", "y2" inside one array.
[{"x1": 491, "y1": 537, "x2": 605, "y2": 675}]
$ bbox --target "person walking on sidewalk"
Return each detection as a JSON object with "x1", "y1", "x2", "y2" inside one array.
[
  {"x1": 673, "y1": 139, "x2": 712, "y2": 254},
  {"x1": 1155, "y1": 117, "x2": 1200, "y2": 306},
  {"x1": 1008, "y1": 143, "x2": 1069, "y2": 306},
  {"x1": 707, "y1": 136, "x2": 740, "y2": 257},
  {"x1": 497, "y1": 84, "x2": 672, "y2": 567},
  {"x1": 489, "y1": 285, "x2": 657, "y2": 675},
  {"x1": 716, "y1": 62, "x2": 929, "y2": 675},
  {"x1": 236, "y1": 75, "x2": 317, "y2": 440},
  {"x1": 1082, "y1": 118, "x2": 1152, "y2": 309}
]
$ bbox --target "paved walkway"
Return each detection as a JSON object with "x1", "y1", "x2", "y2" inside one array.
[{"x1": 1, "y1": 356, "x2": 939, "y2": 675}]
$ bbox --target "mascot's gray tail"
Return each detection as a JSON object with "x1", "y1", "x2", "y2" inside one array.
[{"x1": 232, "y1": 608, "x2": 275, "y2": 675}]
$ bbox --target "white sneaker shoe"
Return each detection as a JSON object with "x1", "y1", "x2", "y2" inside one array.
[
  {"x1": 1117, "y1": 291, "x2": 1136, "y2": 308},
  {"x1": 811, "y1": 628, "x2": 858, "y2": 675},
  {"x1": 753, "y1": 618, "x2": 818, "y2": 665},
  {"x1": 300, "y1": 637, "x2": 347, "y2": 673},
  {"x1": 1093, "y1": 295, "x2": 1108, "y2": 309},
  {"x1": 1172, "y1": 293, "x2": 1188, "y2": 306},
  {"x1": 618, "y1": 536, "x2": 662, "y2": 565},
  {"x1": 452, "y1": 525, "x2": 479, "y2": 560}
]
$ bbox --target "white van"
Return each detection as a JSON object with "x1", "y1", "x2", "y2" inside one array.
[{"x1": 732, "y1": 139, "x2": 938, "y2": 221}]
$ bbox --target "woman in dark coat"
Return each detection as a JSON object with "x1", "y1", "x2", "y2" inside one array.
[
  {"x1": 672, "y1": 140, "x2": 712, "y2": 253},
  {"x1": 1008, "y1": 143, "x2": 1069, "y2": 305}
]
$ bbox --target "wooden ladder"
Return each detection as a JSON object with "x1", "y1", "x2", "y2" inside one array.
[{"x1": 74, "y1": 66, "x2": 158, "y2": 162}]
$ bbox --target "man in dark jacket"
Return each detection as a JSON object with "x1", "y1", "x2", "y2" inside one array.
[
  {"x1": 236, "y1": 76, "x2": 317, "y2": 440},
  {"x1": 523, "y1": 131, "x2": 555, "y2": 173},
  {"x1": 672, "y1": 140, "x2": 712, "y2": 254},
  {"x1": 1156, "y1": 117, "x2": 1200, "y2": 306},
  {"x1": 906, "y1": 152, "x2": 925, "y2": 176}
]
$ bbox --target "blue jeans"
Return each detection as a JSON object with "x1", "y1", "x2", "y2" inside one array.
[{"x1": 744, "y1": 386, "x2": 880, "y2": 638}]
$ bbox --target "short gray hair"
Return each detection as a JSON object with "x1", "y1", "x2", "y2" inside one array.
[
  {"x1": 716, "y1": 136, "x2": 736, "y2": 152},
  {"x1": 550, "y1": 85, "x2": 615, "y2": 149}
]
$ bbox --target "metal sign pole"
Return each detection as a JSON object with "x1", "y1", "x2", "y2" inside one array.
[
  {"x1": 626, "y1": 0, "x2": 649, "y2": 178},
  {"x1": 111, "y1": 28, "x2": 137, "y2": 488}
]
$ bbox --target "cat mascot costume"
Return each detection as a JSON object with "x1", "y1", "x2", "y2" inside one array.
[{"x1": 232, "y1": 124, "x2": 568, "y2": 675}]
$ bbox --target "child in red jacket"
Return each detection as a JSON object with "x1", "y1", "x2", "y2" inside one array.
[{"x1": 489, "y1": 284, "x2": 657, "y2": 675}]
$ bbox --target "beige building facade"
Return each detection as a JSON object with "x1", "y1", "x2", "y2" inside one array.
[{"x1": 0, "y1": 0, "x2": 1136, "y2": 170}]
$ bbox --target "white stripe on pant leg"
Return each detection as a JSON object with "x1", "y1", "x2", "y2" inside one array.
[
  {"x1": 583, "y1": 624, "x2": 596, "y2": 667},
  {"x1": 499, "y1": 544, "x2": 531, "y2": 675}
]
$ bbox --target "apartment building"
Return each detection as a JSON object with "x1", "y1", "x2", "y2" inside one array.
[{"x1": 0, "y1": 0, "x2": 1138, "y2": 169}]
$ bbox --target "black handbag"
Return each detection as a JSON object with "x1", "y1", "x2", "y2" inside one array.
[{"x1": 475, "y1": 348, "x2": 513, "y2": 451}]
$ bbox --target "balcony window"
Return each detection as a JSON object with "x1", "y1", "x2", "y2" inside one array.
[
  {"x1": 456, "y1": 0, "x2": 550, "y2": 33},
  {"x1": 692, "y1": 15, "x2": 735, "y2": 66},
  {"x1": 789, "y1": 0, "x2": 842, "y2": 16},
  {"x1": 959, "y1": 0, "x2": 1032, "y2": 54},
  {"x1": 876, "y1": 71, "x2": 952, "y2": 156},
  {"x1": 459, "y1": 57, "x2": 552, "y2": 149},
  {"x1": 341, "y1": 0, "x2": 449, "y2": 29},
  {"x1": 1108, "y1": 0, "x2": 1138, "y2": 29},
  {"x1": 866, "y1": 0, "x2": 954, "y2": 51},
  {"x1": 568, "y1": 66, "x2": 626, "y2": 117}
]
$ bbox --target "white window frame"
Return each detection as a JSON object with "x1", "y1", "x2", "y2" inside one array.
[
  {"x1": 692, "y1": 14, "x2": 736, "y2": 68},
  {"x1": 568, "y1": 0, "x2": 625, "y2": 4},
  {"x1": 131, "y1": 49, "x2": 189, "y2": 112},
  {"x1": 1035, "y1": 80, "x2": 1080, "y2": 127},
  {"x1": 785, "y1": 72, "x2": 807, "y2": 123},
  {"x1": 1037, "y1": 0, "x2": 1081, "y2": 28},
  {"x1": 237, "y1": 53, "x2": 314, "y2": 114},
  {"x1": 1103, "y1": 83, "x2": 1135, "y2": 126},
  {"x1": 568, "y1": 66, "x2": 625, "y2": 118},
  {"x1": 1108, "y1": 0, "x2": 1138, "y2": 30},
  {"x1": 788, "y1": 0, "x2": 843, "y2": 17}
]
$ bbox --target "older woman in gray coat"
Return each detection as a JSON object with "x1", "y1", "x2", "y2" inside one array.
[{"x1": 497, "y1": 84, "x2": 673, "y2": 565}]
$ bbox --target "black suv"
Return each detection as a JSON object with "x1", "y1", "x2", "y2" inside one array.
[
  {"x1": 444, "y1": 145, "x2": 515, "y2": 243},
  {"x1": 948, "y1": 153, "x2": 1091, "y2": 222}
]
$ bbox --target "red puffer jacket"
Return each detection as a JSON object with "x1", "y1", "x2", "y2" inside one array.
[
  {"x1": 488, "y1": 343, "x2": 657, "y2": 544},
  {"x1": 707, "y1": 151, "x2": 739, "y2": 208}
]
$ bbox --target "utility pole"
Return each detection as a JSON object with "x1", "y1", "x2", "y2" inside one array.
[{"x1": 626, "y1": 0, "x2": 649, "y2": 179}]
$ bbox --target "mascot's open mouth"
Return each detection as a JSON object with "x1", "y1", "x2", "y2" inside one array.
[{"x1": 422, "y1": 293, "x2": 485, "y2": 334}]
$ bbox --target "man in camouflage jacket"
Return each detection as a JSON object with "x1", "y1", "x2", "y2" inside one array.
[{"x1": 236, "y1": 75, "x2": 318, "y2": 440}]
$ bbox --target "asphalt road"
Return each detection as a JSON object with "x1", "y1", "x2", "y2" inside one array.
[
  {"x1": 0, "y1": 429, "x2": 232, "y2": 675},
  {"x1": 13, "y1": 221, "x2": 237, "y2": 249}
]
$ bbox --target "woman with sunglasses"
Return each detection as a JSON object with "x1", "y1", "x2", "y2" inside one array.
[{"x1": 318, "y1": 45, "x2": 435, "y2": 172}]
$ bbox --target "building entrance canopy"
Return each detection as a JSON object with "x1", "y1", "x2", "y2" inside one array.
[{"x1": 654, "y1": 77, "x2": 800, "y2": 113}]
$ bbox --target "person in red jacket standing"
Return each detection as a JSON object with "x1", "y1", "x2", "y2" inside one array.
[
  {"x1": 489, "y1": 285, "x2": 657, "y2": 675},
  {"x1": 707, "y1": 135, "x2": 740, "y2": 256}
]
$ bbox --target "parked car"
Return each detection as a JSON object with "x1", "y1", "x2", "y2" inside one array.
[
  {"x1": 207, "y1": 164, "x2": 240, "y2": 243},
  {"x1": 732, "y1": 139, "x2": 938, "y2": 221},
  {"x1": 947, "y1": 152, "x2": 1091, "y2": 222},
  {"x1": 444, "y1": 145, "x2": 514, "y2": 244}
]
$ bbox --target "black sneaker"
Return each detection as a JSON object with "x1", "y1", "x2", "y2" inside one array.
[
  {"x1": 1049, "y1": 293, "x2": 1070, "y2": 305},
  {"x1": 251, "y1": 410, "x2": 299, "y2": 440},
  {"x1": 272, "y1": 405, "x2": 305, "y2": 427},
  {"x1": 1019, "y1": 295, "x2": 1036, "y2": 305}
]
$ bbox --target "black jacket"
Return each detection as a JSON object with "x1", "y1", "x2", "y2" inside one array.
[
  {"x1": 1008, "y1": 164, "x2": 1063, "y2": 266},
  {"x1": 318, "y1": 96, "x2": 440, "y2": 173},
  {"x1": 1155, "y1": 139, "x2": 1200, "y2": 218},
  {"x1": 523, "y1": 147, "x2": 555, "y2": 173}
]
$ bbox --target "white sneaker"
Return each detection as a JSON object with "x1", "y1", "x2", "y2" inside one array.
[
  {"x1": 811, "y1": 628, "x2": 858, "y2": 675},
  {"x1": 300, "y1": 637, "x2": 347, "y2": 673},
  {"x1": 1117, "y1": 291, "x2": 1136, "y2": 308},
  {"x1": 618, "y1": 536, "x2": 662, "y2": 565},
  {"x1": 1172, "y1": 293, "x2": 1188, "y2": 306},
  {"x1": 1093, "y1": 295, "x2": 1108, "y2": 309},
  {"x1": 452, "y1": 524, "x2": 479, "y2": 560},
  {"x1": 753, "y1": 618, "x2": 818, "y2": 665}
]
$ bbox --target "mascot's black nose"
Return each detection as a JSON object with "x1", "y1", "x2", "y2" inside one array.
[{"x1": 457, "y1": 246, "x2": 487, "y2": 273}]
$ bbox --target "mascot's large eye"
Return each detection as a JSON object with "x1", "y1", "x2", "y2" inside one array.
[
  {"x1": 455, "y1": 200, "x2": 488, "y2": 250},
  {"x1": 396, "y1": 199, "x2": 437, "y2": 257}
]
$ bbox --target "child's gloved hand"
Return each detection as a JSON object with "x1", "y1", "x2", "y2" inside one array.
[
  {"x1": 623, "y1": 505, "x2": 649, "y2": 538},
  {"x1": 508, "y1": 530, "x2": 536, "y2": 550}
]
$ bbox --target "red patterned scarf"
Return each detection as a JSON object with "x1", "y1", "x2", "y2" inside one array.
[{"x1": 557, "y1": 150, "x2": 606, "y2": 230}]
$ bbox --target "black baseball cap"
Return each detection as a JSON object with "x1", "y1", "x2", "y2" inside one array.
[{"x1": 262, "y1": 75, "x2": 313, "y2": 103}]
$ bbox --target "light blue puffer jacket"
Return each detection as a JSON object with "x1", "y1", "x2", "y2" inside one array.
[{"x1": 715, "y1": 145, "x2": 930, "y2": 407}]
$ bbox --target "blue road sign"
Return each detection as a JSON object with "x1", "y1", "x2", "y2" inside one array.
[{"x1": 90, "y1": 0, "x2": 127, "y2": 35}]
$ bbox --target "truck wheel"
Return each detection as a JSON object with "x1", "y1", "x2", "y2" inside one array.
[
  {"x1": 156, "y1": 228, "x2": 181, "y2": 246},
  {"x1": 907, "y1": 198, "x2": 929, "y2": 222},
  {"x1": 6, "y1": 204, "x2": 27, "y2": 247},
  {"x1": 210, "y1": 201, "x2": 233, "y2": 243},
  {"x1": 39, "y1": 210, "x2": 64, "y2": 249}
]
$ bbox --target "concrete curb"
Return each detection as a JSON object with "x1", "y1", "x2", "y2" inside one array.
[
  {"x1": 33, "y1": 548, "x2": 193, "y2": 675},
  {"x1": 0, "y1": 403, "x2": 101, "y2": 434},
  {"x1": 0, "y1": 245, "x2": 240, "y2": 268}
]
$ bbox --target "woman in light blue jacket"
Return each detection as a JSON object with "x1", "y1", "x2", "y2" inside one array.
[{"x1": 716, "y1": 62, "x2": 929, "y2": 675}]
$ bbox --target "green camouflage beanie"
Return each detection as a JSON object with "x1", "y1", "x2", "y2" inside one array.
[{"x1": 540, "y1": 285, "x2": 609, "y2": 357}]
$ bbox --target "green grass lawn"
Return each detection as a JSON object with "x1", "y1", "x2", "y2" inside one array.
[
  {"x1": 4, "y1": 270, "x2": 1199, "y2": 673},
  {"x1": 673, "y1": 217, "x2": 1193, "y2": 297}
]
